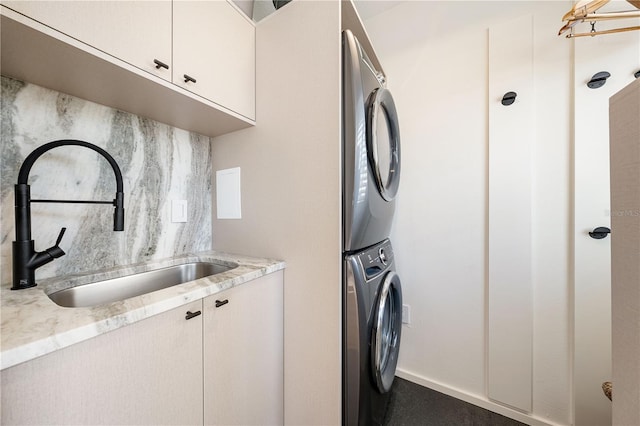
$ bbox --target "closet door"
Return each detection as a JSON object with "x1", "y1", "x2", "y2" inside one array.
[
  {"x1": 610, "y1": 78, "x2": 640, "y2": 426},
  {"x1": 573, "y1": 8, "x2": 640, "y2": 424}
]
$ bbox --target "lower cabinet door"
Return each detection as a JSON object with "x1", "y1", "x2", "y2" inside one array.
[
  {"x1": 204, "y1": 271, "x2": 284, "y2": 425},
  {"x1": 1, "y1": 300, "x2": 203, "y2": 425}
]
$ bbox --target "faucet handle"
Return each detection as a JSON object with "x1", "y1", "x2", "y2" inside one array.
[
  {"x1": 43, "y1": 227, "x2": 66, "y2": 261},
  {"x1": 55, "y1": 227, "x2": 66, "y2": 246}
]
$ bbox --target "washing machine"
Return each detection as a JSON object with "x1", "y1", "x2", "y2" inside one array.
[
  {"x1": 342, "y1": 29, "x2": 401, "y2": 253},
  {"x1": 343, "y1": 239, "x2": 403, "y2": 426}
]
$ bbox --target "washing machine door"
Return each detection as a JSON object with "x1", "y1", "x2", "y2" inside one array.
[
  {"x1": 366, "y1": 87, "x2": 401, "y2": 202},
  {"x1": 371, "y1": 271, "x2": 402, "y2": 393}
]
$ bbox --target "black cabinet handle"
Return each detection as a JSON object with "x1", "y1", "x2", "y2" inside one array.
[
  {"x1": 215, "y1": 299, "x2": 229, "y2": 308},
  {"x1": 184, "y1": 74, "x2": 197, "y2": 84},
  {"x1": 589, "y1": 227, "x2": 611, "y2": 239},
  {"x1": 154, "y1": 59, "x2": 169, "y2": 70},
  {"x1": 185, "y1": 310, "x2": 201, "y2": 320}
]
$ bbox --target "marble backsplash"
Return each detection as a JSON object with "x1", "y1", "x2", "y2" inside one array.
[{"x1": 1, "y1": 76, "x2": 212, "y2": 286}]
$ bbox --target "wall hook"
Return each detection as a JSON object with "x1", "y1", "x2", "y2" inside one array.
[
  {"x1": 501, "y1": 92, "x2": 517, "y2": 106},
  {"x1": 589, "y1": 226, "x2": 611, "y2": 239},
  {"x1": 587, "y1": 71, "x2": 610, "y2": 89},
  {"x1": 634, "y1": 70, "x2": 640, "y2": 79}
]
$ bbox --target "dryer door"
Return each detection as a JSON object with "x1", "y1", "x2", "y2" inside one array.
[
  {"x1": 371, "y1": 270, "x2": 402, "y2": 393},
  {"x1": 366, "y1": 88, "x2": 401, "y2": 202}
]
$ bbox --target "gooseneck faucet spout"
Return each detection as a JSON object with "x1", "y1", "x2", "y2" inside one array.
[{"x1": 12, "y1": 140, "x2": 125, "y2": 290}]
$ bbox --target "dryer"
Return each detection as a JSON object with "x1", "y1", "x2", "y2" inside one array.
[
  {"x1": 342, "y1": 29, "x2": 401, "y2": 253},
  {"x1": 343, "y1": 239, "x2": 402, "y2": 426}
]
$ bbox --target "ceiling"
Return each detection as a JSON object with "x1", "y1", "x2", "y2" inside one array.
[{"x1": 352, "y1": 0, "x2": 405, "y2": 20}]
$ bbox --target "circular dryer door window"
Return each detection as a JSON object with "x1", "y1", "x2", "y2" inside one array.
[
  {"x1": 366, "y1": 88, "x2": 401, "y2": 202},
  {"x1": 371, "y1": 271, "x2": 403, "y2": 393}
]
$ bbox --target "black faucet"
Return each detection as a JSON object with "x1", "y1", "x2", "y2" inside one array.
[{"x1": 12, "y1": 140, "x2": 125, "y2": 290}]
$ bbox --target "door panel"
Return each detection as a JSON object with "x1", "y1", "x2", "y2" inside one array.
[
  {"x1": 173, "y1": 0, "x2": 255, "y2": 119},
  {"x1": 487, "y1": 14, "x2": 534, "y2": 413},
  {"x1": 2, "y1": 1, "x2": 172, "y2": 80},
  {"x1": 574, "y1": 6, "x2": 640, "y2": 424}
]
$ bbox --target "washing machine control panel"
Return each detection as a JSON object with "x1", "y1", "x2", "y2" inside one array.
[{"x1": 359, "y1": 240, "x2": 394, "y2": 279}]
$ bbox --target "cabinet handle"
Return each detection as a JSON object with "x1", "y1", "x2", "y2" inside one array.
[
  {"x1": 183, "y1": 74, "x2": 197, "y2": 84},
  {"x1": 153, "y1": 59, "x2": 169, "y2": 70},
  {"x1": 215, "y1": 299, "x2": 229, "y2": 308},
  {"x1": 185, "y1": 310, "x2": 201, "y2": 320}
]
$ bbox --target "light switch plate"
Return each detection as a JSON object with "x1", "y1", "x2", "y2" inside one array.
[{"x1": 171, "y1": 200, "x2": 188, "y2": 223}]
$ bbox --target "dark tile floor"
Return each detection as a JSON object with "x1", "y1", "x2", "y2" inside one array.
[{"x1": 383, "y1": 378, "x2": 528, "y2": 426}]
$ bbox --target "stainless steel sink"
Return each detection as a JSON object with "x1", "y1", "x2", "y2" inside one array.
[{"x1": 48, "y1": 261, "x2": 237, "y2": 308}]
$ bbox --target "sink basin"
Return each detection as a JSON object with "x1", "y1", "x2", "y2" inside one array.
[{"x1": 48, "y1": 261, "x2": 237, "y2": 308}]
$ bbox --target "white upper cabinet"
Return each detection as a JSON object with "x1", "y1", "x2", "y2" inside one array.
[
  {"x1": 2, "y1": 1, "x2": 172, "y2": 81},
  {"x1": 0, "y1": 0, "x2": 255, "y2": 135},
  {"x1": 174, "y1": 1, "x2": 255, "y2": 120}
]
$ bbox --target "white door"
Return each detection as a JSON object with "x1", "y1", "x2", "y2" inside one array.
[{"x1": 573, "y1": 10, "x2": 640, "y2": 424}]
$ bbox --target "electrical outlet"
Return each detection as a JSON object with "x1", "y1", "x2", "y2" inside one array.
[{"x1": 402, "y1": 304, "x2": 410, "y2": 324}]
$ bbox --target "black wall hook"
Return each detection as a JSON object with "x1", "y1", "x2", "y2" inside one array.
[
  {"x1": 589, "y1": 226, "x2": 611, "y2": 239},
  {"x1": 501, "y1": 92, "x2": 517, "y2": 106},
  {"x1": 587, "y1": 71, "x2": 610, "y2": 89},
  {"x1": 634, "y1": 70, "x2": 640, "y2": 79}
]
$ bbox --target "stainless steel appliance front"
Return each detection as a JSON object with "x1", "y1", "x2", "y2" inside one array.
[
  {"x1": 342, "y1": 30, "x2": 401, "y2": 253},
  {"x1": 343, "y1": 239, "x2": 402, "y2": 426}
]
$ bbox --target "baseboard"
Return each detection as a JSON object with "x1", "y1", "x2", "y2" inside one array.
[{"x1": 395, "y1": 369, "x2": 566, "y2": 426}]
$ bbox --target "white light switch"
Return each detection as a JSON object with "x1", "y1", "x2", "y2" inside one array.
[
  {"x1": 171, "y1": 200, "x2": 188, "y2": 223},
  {"x1": 216, "y1": 167, "x2": 241, "y2": 219}
]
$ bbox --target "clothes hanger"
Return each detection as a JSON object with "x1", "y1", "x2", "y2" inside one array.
[
  {"x1": 559, "y1": 0, "x2": 640, "y2": 37},
  {"x1": 566, "y1": 22, "x2": 640, "y2": 37}
]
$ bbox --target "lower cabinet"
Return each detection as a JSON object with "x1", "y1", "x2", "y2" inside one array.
[
  {"x1": 204, "y1": 270, "x2": 284, "y2": 425},
  {"x1": 1, "y1": 299, "x2": 204, "y2": 425},
  {"x1": 0, "y1": 271, "x2": 284, "y2": 425}
]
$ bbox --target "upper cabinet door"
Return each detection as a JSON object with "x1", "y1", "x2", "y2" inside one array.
[
  {"x1": 173, "y1": 0, "x2": 256, "y2": 120},
  {"x1": 1, "y1": 0, "x2": 172, "y2": 81}
]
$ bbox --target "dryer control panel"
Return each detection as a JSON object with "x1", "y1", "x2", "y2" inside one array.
[{"x1": 357, "y1": 239, "x2": 394, "y2": 280}]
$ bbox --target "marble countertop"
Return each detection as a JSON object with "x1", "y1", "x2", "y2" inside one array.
[{"x1": 0, "y1": 251, "x2": 285, "y2": 371}]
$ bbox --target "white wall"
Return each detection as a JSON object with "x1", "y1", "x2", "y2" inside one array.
[{"x1": 363, "y1": 2, "x2": 573, "y2": 424}]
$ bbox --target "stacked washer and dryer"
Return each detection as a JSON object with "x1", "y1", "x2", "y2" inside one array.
[{"x1": 342, "y1": 30, "x2": 403, "y2": 426}]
